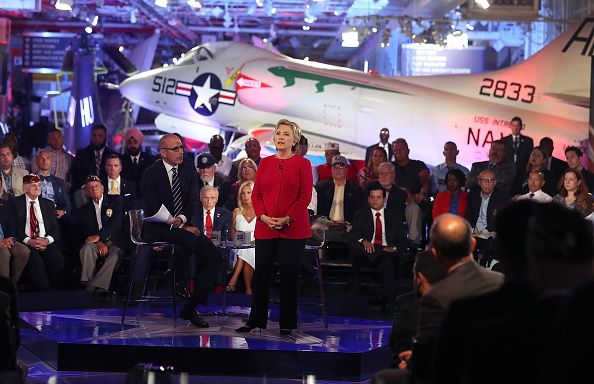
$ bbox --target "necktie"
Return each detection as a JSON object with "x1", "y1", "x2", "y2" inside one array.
[
  {"x1": 205, "y1": 210, "x2": 213, "y2": 238},
  {"x1": 110, "y1": 180, "x2": 118, "y2": 195},
  {"x1": 29, "y1": 201, "x2": 40, "y2": 238},
  {"x1": 133, "y1": 157, "x2": 138, "y2": 166},
  {"x1": 374, "y1": 212, "x2": 382, "y2": 245},
  {"x1": 95, "y1": 150, "x2": 101, "y2": 174},
  {"x1": 171, "y1": 167, "x2": 183, "y2": 217},
  {"x1": 529, "y1": 193, "x2": 535, "y2": 198},
  {"x1": 488, "y1": 163, "x2": 495, "y2": 169}
]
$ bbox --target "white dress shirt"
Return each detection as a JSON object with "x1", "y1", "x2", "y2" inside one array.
[
  {"x1": 217, "y1": 155, "x2": 233, "y2": 176},
  {"x1": 24, "y1": 196, "x2": 54, "y2": 245},
  {"x1": 93, "y1": 196, "x2": 104, "y2": 230},
  {"x1": 517, "y1": 189, "x2": 553, "y2": 203}
]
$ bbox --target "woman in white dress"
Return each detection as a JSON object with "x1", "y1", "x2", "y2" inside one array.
[{"x1": 226, "y1": 181, "x2": 256, "y2": 294}]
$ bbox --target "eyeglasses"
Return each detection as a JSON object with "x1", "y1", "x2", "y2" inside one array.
[
  {"x1": 161, "y1": 146, "x2": 184, "y2": 152},
  {"x1": 478, "y1": 178, "x2": 496, "y2": 183},
  {"x1": 240, "y1": 166, "x2": 255, "y2": 171}
]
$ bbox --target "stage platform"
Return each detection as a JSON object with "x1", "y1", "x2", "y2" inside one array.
[{"x1": 19, "y1": 305, "x2": 392, "y2": 381}]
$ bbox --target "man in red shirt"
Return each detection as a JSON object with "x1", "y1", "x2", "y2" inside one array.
[{"x1": 316, "y1": 142, "x2": 357, "y2": 183}]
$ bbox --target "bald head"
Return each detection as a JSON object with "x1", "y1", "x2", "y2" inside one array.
[{"x1": 430, "y1": 214, "x2": 473, "y2": 263}]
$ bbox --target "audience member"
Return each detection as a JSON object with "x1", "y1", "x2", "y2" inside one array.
[
  {"x1": 358, "y1": 146, "x2": 388, "y2": 188},
  {"x1": 120, "y1": 128, "x2": 155, "y2": 197},
  {"x1": 412, "y1": 213, "x2": 503, "y2": 383},
  {"x1": 0, "y1": 199, "x2": 29, "y2": 282},
  {"x1": 365, "y1": 127, "x2": 393, "y2": 163},
  {"x1": 208, "y1": 135, "x2": 232, "y2": 176},
  {"x1": 316, "y1": 142, "x2": 356, "y2": 182},
  {"x1": 501, "y1": 116, "x2": 533, "y2": 193},
  {"x1": 78, "y1": 176, "x2": 126, "y2": 295},
  {"x1": 516, "y1": 146, "x2": 557, "y2": 196},
  {"x1": 429, "y1": 141, "x2": 469, "y2": 195},
  {"x1": 7, "y1": 175, "x2": 63, "y2": 291},
  {"x1": 432, "y1": 200, "x2": 538, "y2": 384},
  {"x1": 70, "y1": 124, "x2": 116, "y2": 190},
  {"x1": 295, "y1": 135, "x2": 318, "y2": 186},
  {"x1": 195, "y1": 153, "x2": 231, "y2": 208},
  {"x1": 32, "y1": 129, "x2": 73, "y2": 183},
  {"x1": 188, "y1": 185, "x2": 232, "y2": 239},
  {"x1": 228, "y1": 137, "x2": 262, "y2": 182},
  {"x1": 564, "y1": 145, "x2": 594, "y2": 192},
  {"x1": 350, "y1": 185, "x2": 409, "y2": 313},
  {"x1": 539, "y1": 136, "x2": 567, "y2": 185},
  {"x1": 466, "y1": 140, "x2": 516, "y2": 192},
  {"x1": 392, "y1": 138, "x2": 430, "y2": 205},
  {"x1": 226, "y1": 181, "x2": 256, "y2": 294},
  {"x1": 552, "y1": 168, "x2": 593, "y2": 217},
  {"x1": 103, "y1": 154, "x2": 137, "y2": 211},
  {"x1": 227, "y1": 158, "x2": 257, "y2": 210},
  {"x1": 35, "y1": 150, "x2": 71, "y2": 217},
  {"x1": 432, "y1": 169, "x2": 467, "y2": 219},
  {"x1": 2, "y1": 133, "x2": 30, "y2": 172},
  {"x1": 515, "y1": 170, "x2": 552, "y2": 202},
  {"x1": 0, "y1": 143, "x2": 27, "y2": 200}
]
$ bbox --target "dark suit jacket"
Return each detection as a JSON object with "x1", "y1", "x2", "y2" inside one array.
[
  {"x1": 102, "y1": 177, "x2": 138, "y2": 211},
  {"x1": 7, "y1": 195, "x2": 60, "y2": 243},
  {"x1": 198, "y1": 173, "x2": 231, "y2": 208},
  {"x1": 466, "y1": 160, "x2": 516, "y2": 193},
  {"x1": 70, "y1": 145, "x2": 117, "y2": 190},
  {"x1": 413, "y1": 261, "x2": 503, "y2": 382},
  {"x1": 364, "y1": 182, "x2": 407, "y2": 226},
  {"x1": 365, "y1": 143, "x2": 393, "y2": 163},
  {"x1": 39, "y1": 174, "x2": 71, "y2": 215},
  {"x1": 121, "y1": 151, "x2": 155, "y2": 196},
  {"x1": 190, "y1": 205, "x2": 232, "y2": 237},
  {"x1": 465, "y1": 188, "x2": 510, "y2": 231},
  {"x1": 79, "y1": 194, "x2": 126, "y2": 248},
  {"x1": 502, "y1": 134, "x2": 533, "y2": 172},
  {"x1": 349, "y1": 207, "x2": 408, "y2": 255},
  {"x1": 141, "y1": 159, "x2": 199, "y2": 241},
  {"x1": 316, "y1": 179, "x2": 362, "y2": 223}
]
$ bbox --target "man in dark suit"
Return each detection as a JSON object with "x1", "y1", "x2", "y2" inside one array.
[
  {"x1": 70, "y1": 124, "x2": 116, "y2": 191},
  {"x1": 78, "y1": 176, "x2": 126, "y2": 295},
  {"x1": 316, "y1": 155, "x2": 362, "y2": 226},
  {"x1": 539, "y1": 136, "x2": 567, "y2": 186},
  {"x1": 103, "y1": 154, "x2": 137, "y2": 211},
  {"x1": 187, "y1": 185, "x2": 232, "y2": 286},
  {"x1": 412, "y1": 213, "x2": 503, "y2": 383},
  {"x1": 466, "y1": 139, "x2": 516, "y2": 193},
  {"x1": 35, "y1": 149, "x2": 71, "y2": 218},
  {"x1": 195, "y1": 153, "x2": 231, "y2": 208},
  {"x1": 501, "y1": 116, "x2": 533, "y2": 193},
  {"x1": 120, "y1": 128, "x2": 155, "y2": 197},
  {"x1": 7, "y1": 174, "x2": 64, "y2": 291},
  {"x1": 365, "y1": 127, "x2": 393, "y2": 163},
  {"x1": 350, "y1": 185, "x2": 408, "y2": 311},
  {"x1": 141, "y1": 134, "x2": 221, "y2": 328},
  {"x1": 465, "y1": 169, "x2": 510, "y2": 263}
]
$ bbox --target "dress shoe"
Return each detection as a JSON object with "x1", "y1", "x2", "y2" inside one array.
[
  {"x1": 280, "y1": 329, "x2": 293, "y2": 336},
  {"x1": 180, "y1": 308, "x2": 209, "y2": 328},
  {"x1": 174, "y1": 283, "x2": 191, "y2": 300},
  {"x1": 235, "y1": 324, "x2": 261, "y2": 333}
]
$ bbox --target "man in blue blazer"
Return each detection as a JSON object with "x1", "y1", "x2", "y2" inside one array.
[{"x1": 35, "y1": 150, "x2": 71, "y2": 218}]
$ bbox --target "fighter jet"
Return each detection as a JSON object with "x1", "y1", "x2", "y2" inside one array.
[{"x1": 119, "y1": 17, "x2": 594, "y2": 166}]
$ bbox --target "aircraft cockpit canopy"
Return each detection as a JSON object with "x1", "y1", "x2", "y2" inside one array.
[{"x1": 176, "y1": 42, "x2": 234, "y2": 66}]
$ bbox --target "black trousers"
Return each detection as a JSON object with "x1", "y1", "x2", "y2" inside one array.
[
  {"x1": 247, "y1": 238, "x2": 305, "y2": 330},
  {"x1": 26, "y1": 243, "x2": 64, "y2": 291},
  {"x1": 144, "y1": 225, "x2": 222, "y2": 309},
  {"x1": 352, "y1": 244, "x2": 400, "y2": 299}
]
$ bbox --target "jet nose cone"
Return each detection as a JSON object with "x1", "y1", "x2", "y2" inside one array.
[{"x1": 119, "y1": 75, "x2": 145, "y2": 102}]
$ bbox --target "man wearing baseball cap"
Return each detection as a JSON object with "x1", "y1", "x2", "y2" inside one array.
[
  {"x1": 195, "y1": 152, "x2": 231, "y2": 208},
  {"x1": 316, "y1": 142, "x2": 357, "y2": 183},
  {"x1": 7, "y1": 174, "x2": 63, "y2": 290}
]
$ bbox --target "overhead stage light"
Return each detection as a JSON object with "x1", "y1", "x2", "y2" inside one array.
[
  {"x1": 55, "y1": 0, "x2": 73, "y2": 11},
  {"x1": 187, "y1": 0, "x2": 202, "y2": 9},
  {"x1": 155, "y1": 0, "x2": 168, "y2": 8},
  {"x1": 475, "y1": 0, "x2": 491, "y2": 9}
]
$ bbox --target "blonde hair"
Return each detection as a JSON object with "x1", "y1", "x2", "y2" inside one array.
[
  {"x1": 275, "y1": 119, "x2": 302, "y2": 152},
  {"x1": 237, "y1": 158, "x2": 258, "y2": 184},
  {"x1": 237, "y1": 180, "x2": 254, "y2": 213}
]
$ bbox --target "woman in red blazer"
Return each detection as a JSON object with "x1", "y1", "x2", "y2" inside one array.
[
  {"x1": 236, "y1": 119, "x2": 313, "y2": 336},
  {"x1": 432, "y1": 169, "x2": 468, "y2": 219}
]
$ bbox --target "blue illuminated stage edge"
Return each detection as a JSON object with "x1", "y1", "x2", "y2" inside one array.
[{"x1": 19, "y1": 306, "x2": 392, "y2": 381}]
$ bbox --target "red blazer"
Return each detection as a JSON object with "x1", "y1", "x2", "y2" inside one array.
[
  {"x1": 252, "y1": 155, "x2": 313, "y2": 239},
  {"x1": 432, "y1": 191, "x2": 468, "y2": 219}
]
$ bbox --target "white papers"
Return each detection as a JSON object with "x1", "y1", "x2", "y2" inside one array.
[{"x1": 143, "y1": 205, "x2": 174, "y2": 224}]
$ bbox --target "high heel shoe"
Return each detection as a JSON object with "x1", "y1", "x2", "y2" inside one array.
[
  {"x1": 235, "y1": 324, "x2": 261, "y2": 333},
  {"x1": 280, "y1": 328, "x2": 293, "y2": 336}
]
